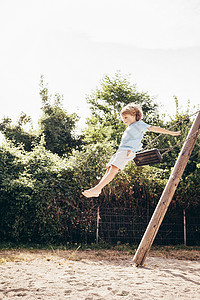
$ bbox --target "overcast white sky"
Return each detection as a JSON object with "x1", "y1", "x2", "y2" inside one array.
[{"x1": 0, "y1": 0, "x2": 200, "y2": 134}]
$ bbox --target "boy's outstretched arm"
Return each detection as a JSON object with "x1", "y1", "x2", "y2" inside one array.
[{"x1": 148, "y1": 126, "x2": 181, "y2": 136}]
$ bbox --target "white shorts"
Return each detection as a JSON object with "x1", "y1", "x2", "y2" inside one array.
[{"x1": 107, "y1": 150, "x2": 136, "y2": 171}]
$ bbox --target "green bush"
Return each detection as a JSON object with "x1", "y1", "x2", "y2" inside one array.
[
  {"x1": 1, "y1": 137, "x2": 199, "y2": 244},
  {"x1": 0, "y1": 141, "x2": 114, "y2": 243}
]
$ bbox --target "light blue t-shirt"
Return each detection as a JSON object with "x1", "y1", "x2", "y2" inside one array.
[{"x1": 118, "y1": 120, "x2": 151, "y2": 152}]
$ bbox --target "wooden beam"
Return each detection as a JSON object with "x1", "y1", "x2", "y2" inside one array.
[{"x1": 133, "y1": 111, "x2": 200, "y2": 267}]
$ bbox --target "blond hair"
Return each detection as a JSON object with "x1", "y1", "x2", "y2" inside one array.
[{"x1": 121, "y1": 103, "x2": 143, "y2": 121}]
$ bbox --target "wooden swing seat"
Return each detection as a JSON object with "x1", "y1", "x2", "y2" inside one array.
[{"x1": 134, "y1": 148, "x2": 162, "y2": 166}]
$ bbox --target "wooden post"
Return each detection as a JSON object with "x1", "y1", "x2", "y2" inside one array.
[{"x1": 133, "y1": 111, "x2": 200, "y2": 267}]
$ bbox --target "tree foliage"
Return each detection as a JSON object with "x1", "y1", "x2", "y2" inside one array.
[
  {"x1": 84, "y1": 72, "x2": 160, "y2": 147},
  {"x1": 39, "y1": 76, "x2": 82, "y2": 156},
  {"x1": 0, "y1": 113, "x2": 38, "y2": 151},
  {"x1": 0, "y1": 76, "x2": 82, "y2": 157}
]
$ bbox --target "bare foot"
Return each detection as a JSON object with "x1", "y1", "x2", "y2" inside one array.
[{"x1": 82, "y1": 189, "x2": 101, "y2": 198}]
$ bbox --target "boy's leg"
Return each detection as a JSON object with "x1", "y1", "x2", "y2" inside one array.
[
  {"x1": 82, "y1": 165, "x2": 119, "y2": 198},
  {"x1": 97, "y1": 166, "x2": 110, "y2": 185}
]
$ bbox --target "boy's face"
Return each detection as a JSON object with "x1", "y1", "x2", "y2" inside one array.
[{"x1": 121, "y1": 113, "x2": 136, "y2": 126}]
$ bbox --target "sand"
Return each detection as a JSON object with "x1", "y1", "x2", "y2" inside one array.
[{"x1": 0, "y1": 250, "x2": 200, "y2": 300}]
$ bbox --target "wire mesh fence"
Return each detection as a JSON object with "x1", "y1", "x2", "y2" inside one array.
[{"x1": 97, "y1": 206, "x2": 200, "y2": 246}]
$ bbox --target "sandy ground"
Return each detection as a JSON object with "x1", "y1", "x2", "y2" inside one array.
[{"x1": 0, "y1": 250, "x2": 200, "y2": 300}]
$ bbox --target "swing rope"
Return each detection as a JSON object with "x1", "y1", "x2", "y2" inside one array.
[
  {"x1": 134, "y1": 109, "x2": 200, "y2": 166},
  {"x1": 143, "y1": 109, "x2": 200, "y2": 155},
  {"x1": 160, "y1": 127, "x2": 200, "y2": 157}
]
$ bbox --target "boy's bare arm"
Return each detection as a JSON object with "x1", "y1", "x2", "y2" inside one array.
[{"x1": 148, "y1": 126, "x2": 181, "y2": 136}]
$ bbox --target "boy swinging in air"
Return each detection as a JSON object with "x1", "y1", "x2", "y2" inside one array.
[{"x1": 82, "y1": 103, "x2": 181, "y2": 198}]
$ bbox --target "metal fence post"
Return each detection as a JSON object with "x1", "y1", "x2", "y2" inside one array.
[
  {"x1": 183, "y1": 209, "x2": 187, "y2": 246},
  {"x1": 96, "y1": 206, "x2": 100, "y2": 243}
]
